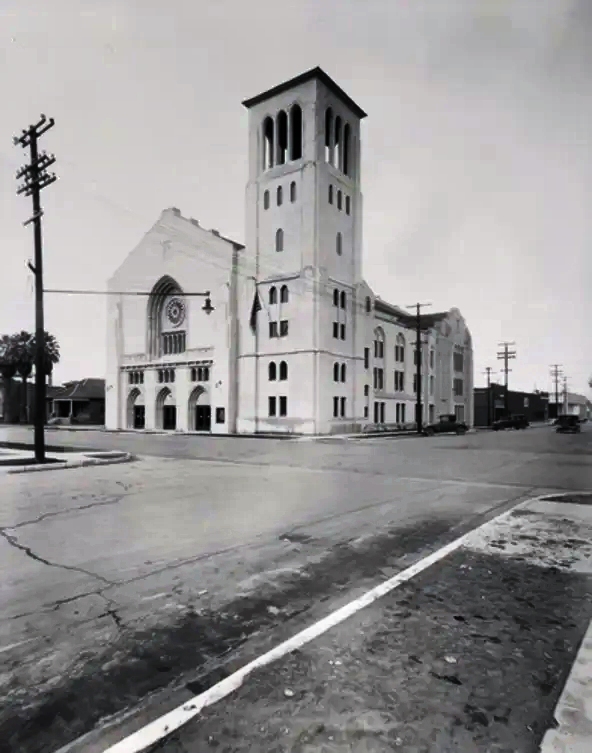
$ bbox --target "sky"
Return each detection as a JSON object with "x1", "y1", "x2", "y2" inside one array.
[{"x1": 0, "y1": 0, "x2": 590, "y2": 396}]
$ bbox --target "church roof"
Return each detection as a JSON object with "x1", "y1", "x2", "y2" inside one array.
[
  {"x1": 374, "y1": 297, "x2": 449, "y2": 330},
  {"x1": 242, "y1": 66, "x2": 368, "y2": 119}
]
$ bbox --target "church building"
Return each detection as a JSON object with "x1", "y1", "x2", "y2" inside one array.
[{"x1": 105, "y1": 68, "x2": 473, "y2": 435}]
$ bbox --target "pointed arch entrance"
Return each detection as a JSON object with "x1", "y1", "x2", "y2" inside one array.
[
  {"x1": 127, "y1": 388, "x2": 145, "y2": 429},
  {"x1": 188, "y1": 385, "x2": 211, "y2": 432},
  {"x1": 156, "y1": 387, "x2": 176, "y2": 430}
]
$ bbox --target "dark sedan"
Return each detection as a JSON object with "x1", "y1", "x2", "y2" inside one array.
[
  {"x1": 423, "y1": 414, "x2": 468, "y2": 436},
  {"x1": 492, "y1": 414, "x2": 529, "y2": 431}
]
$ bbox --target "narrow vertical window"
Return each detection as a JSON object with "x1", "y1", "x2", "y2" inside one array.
[
  {"x1": 269, "y1": 286, "x2": 277, "y2": 305},
  {"x1": 365, "y1": 296, "x2": 371, "y2": 313},
  {"x1": 275, "y1": 228, "x2": 284, "y2": 252},
  {"x1": 337, "y1": 190, "x2": 342, "y2": 210},
  {"x1": 333, "y1": 288, "x2": 339, "y2": 307},
  {"x1": 340, "y1": 291, "x2": 346, "y2": 309},
  {"x1": 341, "y1": 363, "x2": 346, "y2": 382},
  {"x1": 263, "y1": 117, "x2": 274, "y2": 170},
  {"x1": 268, "y1": 362, "x2": 277, "y2": 381},
  {"x1": 279, "y1": 396, "x2": 287, "y2": 417},
  {"x1": 290, "y1": 181, "x2": 296, "y2": 202},
  {"x1": 280, "y1": 285, "x2": 289, "y2": 303},
  {"x1": 333, "y1": 363, "x2": 339, "y2": 382},
  {"x1": 333, "y1": 322, "x2": 339, "y2": 338},
  {"x1": 268, "y1": 396, "x2": 277, "y2": 417},
  {"x1": 290, "y1": 104, "x2": 302, "y2": 160},
  {"x1": 328, "y1": 184, "x2": 333, "y2": 204},
  {"x1": 279, "y1": 361, "x2": 288, "y2": 380},
  {"x1": 277, "y1": 185, "x2": 283, "y2": 206},
  {"x1": 325, "y1": 107, "x2": 333, "y2": 164},
  {"x1": 340, "y1": 397, "x2": 346, "y2": 417},
  {"x1": 333, "y1": 396, "x2": 339, "y2": 418},
  {"x1": 343, "y1": 123, "x2": 351, "y2": 176},
  {"x1": 334, "y1": 116, "x2": 342, "y2": 170},
  {"x1": 336, "y1": 232, "x2": 342, "y2": 256},
  {"x1": 345, "y1": 195, "x2": 351, "y2": 215},
  {"x1": 340, "y1": 323, "x2": 346, "y2": 340},
  {"x1": 277, "y1": 110, "x2": 288, "y2": 165},
  {"x1": 364, "y1": 347, "x2": 369, "y2": 369},
  {"x1": 263, "y1": 190, "x2": 270, "y2": 209}
]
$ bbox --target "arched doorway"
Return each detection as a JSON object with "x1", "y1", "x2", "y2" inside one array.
[
  {"x1": 127, "y1": 388, "x2": 145, "y2": 429},
  {"x1": 156, "y1": 387, "x2": 176, "y2": 430},
  {"x1": 188, "y1": 385, "x2": 211, "y2": 432}
]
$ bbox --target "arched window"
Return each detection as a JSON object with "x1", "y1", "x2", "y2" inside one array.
[
  {"x1": 334, "y1": 116, "x2": 342, "y2": 170},
  {"x1": 263, "y1": 190, "x2": 270, "y2": 210},
  {"x1": 374, "y1": 328, "x2": 385, "y2": 359},
  {"x1": 275, "y1": 228, "x2": 284, "y2": 252},
  {"x1": 340, "y1": 291, "x2": 346, "y2": 309},
  {"x1": 269, "y1": 286, "x2": 277, "y2": 305},
  {"x1": 365, "y1": 296, "x2": 372, "y2": 313},
  {"x1": 343, "y1": 123, "x2": 351, "y2": 176},
  {"x1": 280, "y1": 285, "x2": 289, "y2": 303},
  {"x1": 279, "y1": 361, "x2": 288, "y2": 380},
  {"x1": 325, "y1": 107, "x2": 333, "y2": 163},
  {"x1": 277, "y1": 110, "x2": 288, "y2": 165},
  {"x1": 341, "y1": 363, "x2": 346, "y2": 382},
  {"x1": 336, "y1": 232, "x2": 342, "y2": 256},
  {"x1": 268, "y1": 361, "x2": 277, "y2": 381},
  {"x1": 277, "y1": 185, "x2": 283, "y2": 206},
  {"x1": 328, "y1": 184, "x2": 333, "y2": 204},
  {"x1": 290, "y1": 104, "x2": 302, "y2": 160},
  {"x1": 396, "y1": 333, "x2": 405, "y2": 363},
  {"x1": 337, "y1": 190, "x2": 342, "y2": 210},
  {"x1": 333, "y1": 288, "x2": 339, "y2": 307},
  {"x1": 290, "y1": 181, "x2": 296, "y2": 202},
  {"x1": 333, "y1": 362, "x2": 339, "y2": 382},
  {"x1": 263, "y1": 116, "x2": 274, "y2": 170}
]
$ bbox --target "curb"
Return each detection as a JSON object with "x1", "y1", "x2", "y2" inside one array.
[{"x1": 5, "y1": 452, "x2": 135, "y2": 475}]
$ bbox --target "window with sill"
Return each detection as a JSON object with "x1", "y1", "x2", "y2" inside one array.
[
  {"x1": 340, "y1": 323, "x2": 345, "y2": 340},
  {"x1": 333, "y1": 322, "x2": 339, "y2": 339},
  {"x1": 280, "y1": 285, "x2": 289, "y2": 304},
  {"x1": 269, "y1": 321, "x2": 278, "y2": 338},
  {"x1": 279, "y1": 361, "x2": 288, "y2": 381},
  {"x1": 340, "y1": 397, "x2": 346, "y2": 417},
  {"x1": 279, "y1": 320, "x2": 288, "y2": 337},
  {"x1": 268, "y1": 396, "x2": 276, "y2": 417},
  {"x1": 279, "y1": 396, "x2": 287, "y2": 417},
  {"x1": 333, "y1": 396, "x2": 339, "y2": 418},
  {"x1": 263, "y1": 190, "x2": 270, "y2": 210},
  {"x1": 277, "y1": 185, "x2": 283, "y2": 206},
  {"x1": 268, "y1": 362, "x2": 277, "y2": 381}
]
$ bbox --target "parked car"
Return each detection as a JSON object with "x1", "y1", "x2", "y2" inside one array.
[
  {"x1": 556, "y1": 415, "x2": 581, "y2": 434},
  {"x1": 423, "y1": 414, "x2": 468, "y2": 436},
  {"x1": 492, "y1": 414, "x2": 529, "y2": 431}
]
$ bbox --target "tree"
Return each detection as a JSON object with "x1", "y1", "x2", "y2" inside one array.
[
  {"x1": 0, "y1": 330, "x2": 60, "y2": 424},
  {"x1": 0, "y1": 335, "x2": 18, "y2": 424}
]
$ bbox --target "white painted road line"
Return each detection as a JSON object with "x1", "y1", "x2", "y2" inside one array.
[{"x1": 96, "y1": 494, "x2": 557, "y2": 753}]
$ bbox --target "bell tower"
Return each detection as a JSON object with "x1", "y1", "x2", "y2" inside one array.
[{"x1": 238, "y1": 68, "x2": 367, "y2": 434}]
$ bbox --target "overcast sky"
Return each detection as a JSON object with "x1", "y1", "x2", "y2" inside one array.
[{"x1": 1, "y1": 0, "x2": 590, "y2": 395}]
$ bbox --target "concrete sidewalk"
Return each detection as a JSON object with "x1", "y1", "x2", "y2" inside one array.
[{"x1": 0, "y1": 447, "x2": 133, "y2": 474}]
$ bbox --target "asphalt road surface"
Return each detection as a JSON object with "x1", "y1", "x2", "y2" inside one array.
[{"x1": 0, "y1": 423, "x2": 591, "y2": 752}]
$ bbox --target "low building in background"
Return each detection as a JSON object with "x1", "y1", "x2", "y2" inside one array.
[
  {"x1": 474, "y1": 385, "x2": 549, "y2": 427},
  {"x1": 48, "y1": 378, "x2": 106, "y2": 425}
]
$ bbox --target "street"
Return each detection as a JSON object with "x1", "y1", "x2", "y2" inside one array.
[{"x1": 0, "y1": 424, "x2": 591, "y2": 752}]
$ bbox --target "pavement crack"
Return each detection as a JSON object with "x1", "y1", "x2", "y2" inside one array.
[
  {"x1": 0, "y1": 528, "x2": 115, "y2": 587},
  {"x1": 7, "y1": 495, "x2": 125, "y2": 530}
]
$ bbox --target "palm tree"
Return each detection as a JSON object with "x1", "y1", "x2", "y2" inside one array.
[{"x1": 0, "y1": 330, "x2": 61, "y2": 424}]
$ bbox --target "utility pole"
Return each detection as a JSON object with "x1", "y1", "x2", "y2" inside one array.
[
  {"x1": 406, "y1": 302, "x2": 431, "y2": 434},
  {"x1": 14, "y1": 115, "x2": 57, "y2": 463},
  {"x1": 562, "y1": 376, "x2": 569, "y2": 414},
  {"x1": 483, "y1": 366, "x2": 493, "y2": 426},
  {"x1": 497, "y1": 341, "x2": 516, "y2": 416},
  {"x1": 550, "y1": 364, "x2": 563, "y2": 418}
]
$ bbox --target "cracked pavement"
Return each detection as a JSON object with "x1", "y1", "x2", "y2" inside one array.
[{"x1": 0, "y1": 424, "x2": 591, "y2": 753}]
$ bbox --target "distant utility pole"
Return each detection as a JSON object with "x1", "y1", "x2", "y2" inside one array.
[
  {"x1": 562, "y1": 376, "x2": 569, "y2": 413},
  {"x1": 497, "y1": 341, "x2": 516, "y2": 416},
  {"x1": 14, "y1": 115, "x2": 57, "y2": 464},
  {"x1": 406, "y1": 302, "x2": 431, "y2": 434},
  {"x1": 550, "y1": 364, "x2": 563, "y2": 417},
  {"x1": 483, "y1": 366, "x2": 493, "y2": 426}
]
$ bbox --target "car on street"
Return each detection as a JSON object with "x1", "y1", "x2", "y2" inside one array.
[
  {"x1": 492, "y1": 414, "x2": 529, "y2": 431},
  {"x1": 423, "y1": 414, "x2": 468, "y2": 436},
  {"x1": 556, "y1": 415, "x2": 581, "y2": 434}
]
